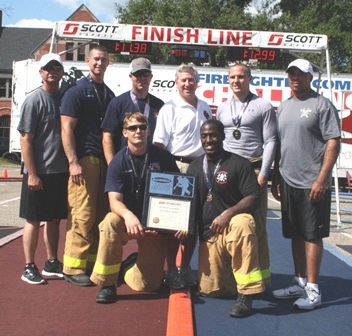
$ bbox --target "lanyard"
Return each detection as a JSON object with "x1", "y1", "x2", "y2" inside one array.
[
  {"x1": 202, "y1": 153, "x2": 224, "y2": 202},
  {"x1": 126, "y1": 147, "x2": 149, "y2": 200},
  {"x1": 231, "y1": 92, "x2": 253, "y2": 128},
  {"x1": 130, "y1": 91, "x2": 151, "y2": 118},
  {"x1": 87, "y1": 75, "x2": 107, "y2": 106}
]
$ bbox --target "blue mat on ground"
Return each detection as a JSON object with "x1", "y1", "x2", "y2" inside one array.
[{"x1": 191, "y1": 209, "x2": 352, "y2": 336}]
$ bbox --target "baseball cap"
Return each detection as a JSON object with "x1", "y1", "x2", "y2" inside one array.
[
  {"x1": 39, "y1": 53, "x2": 63, "y2": 68},
  {"x1": 286, "y1": 59, "x2": 313, "y2": 76},
  {"x1": 130, "y1": 58, "x2": 151, "y2": 74}
]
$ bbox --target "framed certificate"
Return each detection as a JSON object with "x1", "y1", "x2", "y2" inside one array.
[{"x1": 142, "y1": 171, "x2": 196, "y2": 234}]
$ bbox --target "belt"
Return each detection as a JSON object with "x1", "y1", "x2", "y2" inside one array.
[
  {"x1": 251, "y1": 160, "x2": 262, "y2": 169},
  {"x1": 173, "y1": 156, "x2": 195, "y2": 164}
]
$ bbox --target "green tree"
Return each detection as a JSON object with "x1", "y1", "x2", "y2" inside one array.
[
  {"x1": 114, "y1": 0, "x2": 352, "y2": 72},
  {"x1": 272, "y1": 0, "x2": 352, "y2": 72},
  {"x1": 115, "y1": 0, "x2": 253, "y2": 66}
]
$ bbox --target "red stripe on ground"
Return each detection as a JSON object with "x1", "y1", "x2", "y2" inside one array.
[
  {"x1": 166, "y1": 289, "x2": 194, "y2": 336},
  {"x1": 166, "y1": 246, "x2": 194, "y2": 336}
]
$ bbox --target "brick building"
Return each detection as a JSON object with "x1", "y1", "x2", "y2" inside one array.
[{"x1": 0, "y1": 4, "x2": 99, "y2": 149}]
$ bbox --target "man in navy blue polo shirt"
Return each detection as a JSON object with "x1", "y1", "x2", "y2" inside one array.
[
  {"x1": 101, "y1": 57, "x2": 164, "y2": 164},
  {"x1": 61, "y1": 45, "x2": 115, "y2": 286}
]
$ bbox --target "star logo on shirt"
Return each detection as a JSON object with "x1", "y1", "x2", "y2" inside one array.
[{"x1": 300, "y1": 108, "x2": 312, "y2": 118}]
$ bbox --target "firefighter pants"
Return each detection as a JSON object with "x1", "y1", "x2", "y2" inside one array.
[
  {"x1": 90, "y1": 212, "x2": 168, "y2": 291},
  {"x1": 63, "y1": 155, "x2": 108, "y2": 275},
  {"x1": 198, "y1": 213, "x2": 266, "y2": 297}
]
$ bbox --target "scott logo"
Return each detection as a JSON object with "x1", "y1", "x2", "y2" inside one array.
[
  {"x1": 268, "y1": 34, "x2": 284, "y2": 46},
  {"x1": 63, "y1": 23, "x2": 80, "y2": 35}
]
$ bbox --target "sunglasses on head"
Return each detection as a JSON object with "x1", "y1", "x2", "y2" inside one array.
[
  {"x1": 125, "y1": 124, "x2": 148, "y2": 132},
  {"x1": 41, "y1": 65, "x2": 63, "y2": 72},
  {"x1": 133, "y1": 70, "x2": 151, "y2": 78}
]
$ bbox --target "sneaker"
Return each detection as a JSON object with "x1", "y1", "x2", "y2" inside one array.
[
  {"x1": 273, "y1": 280, "x2": 305, "y2": 299},
  {"x1": 293, "y1": 286, "x2": 322, "y2": 310},
  {"x1": 229, "y1": 293, "x2": 253, "y2": 318},
  {"x1": 179, "y1": 265, "x2": 197, "y2": 287},
  {"x1": 21, "y1": 264, "x2": 47, "y2": 285},
  {"x1": 42, "y1": 259, "x2": 64, "y2": 278},
  {"x1": 164, "y1": 267, "x2": 186, "y2": 290},
  {"x1": 96, "y1": 284, "x2": 118, "y2": 304},
  {"x1": 117, "y1": 252, "x2": 138, "y2": 286}
]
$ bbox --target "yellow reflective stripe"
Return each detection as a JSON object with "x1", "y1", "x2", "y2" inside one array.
[
  {"x1": 261, "y1": 268, "x2": 271, "y2": 280},
  {"x1": 87, "y1": 253, "x2": 97, "y2": 263},
  {"x1": 93, "y1": 261, "x2": 120, "y2": 275},
  {"x1": 63, "y1": 255, "x2": 87, "y2": 269},
  {"x1": 234, "y1": 269, "x2": 263, "y2": 285},
  {"x1": 87, "y1": 155, "x2": 100, "y2": 165}
]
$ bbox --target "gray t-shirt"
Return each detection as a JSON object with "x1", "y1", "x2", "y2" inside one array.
[
  {"x1": 277, "y1": 90, "x2": 340, "y2": 188},
  {"x1": 17, "y1": 88, "x2": 67, "y2": 174},
  {"x1": 216, "y1": 94, "x2": 277, "y2": 179}
]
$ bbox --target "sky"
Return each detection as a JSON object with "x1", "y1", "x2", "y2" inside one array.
[
  {"x1": 1, "y1": 0, "x2": 261, "y2": 28},
  {"x1": 1, "y1": 0, "x2": 128, "y2": 27}
]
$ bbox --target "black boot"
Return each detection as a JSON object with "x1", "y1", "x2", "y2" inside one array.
[
  {"x1": 96, "y1": 284, "x2": 118, "y2": 304},
  {"x1": 229, "y1": 293, "x2": 253, "y2": 318}
]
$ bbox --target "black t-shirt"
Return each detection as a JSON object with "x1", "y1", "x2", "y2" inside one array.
[
  {"x1": 187, "y1": 151, "x2": 260, "y2": 241},
  {"x1": 101, "y1": 91, "x2": 164, "y2": 152},
  {"x1": 105, "y1": 144, "x2": 179, "y2": 220}
]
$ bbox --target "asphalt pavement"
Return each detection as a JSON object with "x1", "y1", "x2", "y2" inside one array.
[{"x1": 1, "y1": 162, "x2": 352, "y2": 261}]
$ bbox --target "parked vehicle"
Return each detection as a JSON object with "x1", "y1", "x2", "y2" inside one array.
[{"x1": 10, "y1": 58, "x2": 352, "y2": 179}]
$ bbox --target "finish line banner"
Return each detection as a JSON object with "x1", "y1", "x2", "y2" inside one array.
[{"x1": 56, "y1": 21, "x2": 328, "y2": 50}]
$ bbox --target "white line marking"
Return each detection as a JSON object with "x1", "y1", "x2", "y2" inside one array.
[
  {"x1": 341, "y1": 232, "x2": 352, "y2": 239},
  {"x1": 0, "y1": 228, "x2": 24, "y2": 247},
  {"x1": 268, "y1": 195, "x2": 280, "y2": 205},
  {"x1": 0, "y1": 197, "x2": 20, "y2": 205}
]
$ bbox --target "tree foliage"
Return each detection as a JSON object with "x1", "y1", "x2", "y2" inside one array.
[{"x1": 114, "y1": 0, "x2": 352, "y2": 72}]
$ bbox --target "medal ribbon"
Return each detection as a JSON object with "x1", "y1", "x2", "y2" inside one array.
[
  {"x1": 87, "y1": 74, "x2": 108, "y2": 120},
  {"x1": 130, "y1": 91, "x2": 151, "y2": 119},
  {"x1": 202, "y1": 153, "x2": 224, "y2": 198},
  {"x1": 126, "y1": 147, "x2": 149, "y2": 199},
  {"x1": 231, "y1": 92, "x2": 253, "y2": 129}
]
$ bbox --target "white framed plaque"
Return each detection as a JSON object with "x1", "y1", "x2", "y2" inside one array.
[{"x1": 142, "y1": 171, "x2": 196, "y2": 233}]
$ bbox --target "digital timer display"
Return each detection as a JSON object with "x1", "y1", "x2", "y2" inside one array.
[
  {"x1": 227, "y1": 47, "x2": 281, "y2": 62},
  {"x1": 99, "y1": 40, "x2": 152, "y2": 55}
]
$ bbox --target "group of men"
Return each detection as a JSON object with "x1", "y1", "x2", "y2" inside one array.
[{"x1": 18, "y1": 43, "x2": 340, "y2": 318}]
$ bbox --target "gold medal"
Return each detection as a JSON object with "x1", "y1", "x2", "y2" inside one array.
[{"x1": 233, "y1": 129, "x2": 241, "y2": 140}]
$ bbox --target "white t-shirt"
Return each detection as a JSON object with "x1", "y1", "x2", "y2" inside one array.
[{"x1": 153, "y1": 94, "x2": 211, "y2": 157}]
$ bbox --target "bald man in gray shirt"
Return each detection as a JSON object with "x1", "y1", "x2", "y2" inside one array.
[{"x1": 217, "y1": 63, "x2": 277, "y2": 286}]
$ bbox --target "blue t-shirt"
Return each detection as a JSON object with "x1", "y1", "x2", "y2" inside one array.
[
  {"x1": 101, "y1": 91, "x2": 164, "y2": 152},
  {"x1": 60, "y1": 77, "x2": 115, "y2": 160},
  {"x1": 106, "y1": 144, "x2": 179, "y2": 220}
]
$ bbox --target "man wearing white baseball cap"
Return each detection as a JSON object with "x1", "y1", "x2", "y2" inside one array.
[
  {"x1": 18, "y1": 52, "x2": 68, "y2": 284},
  {"x1": 271, "y1": 59, "x2": 340, "y2": 310},
  {"x1": 285, "y1": 59, "x2": 314, "y2": 76},
  {"x1": 39, "y1": 53, "x2": 63, "y2": 69}
]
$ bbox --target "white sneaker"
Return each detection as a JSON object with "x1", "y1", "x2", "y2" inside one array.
[
  {"x1": 293, "y1": 286, "x2": 322, "y2": 310},
  {"x1": 273, "y1": 280, "x2": 305, "y2": 299}
]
